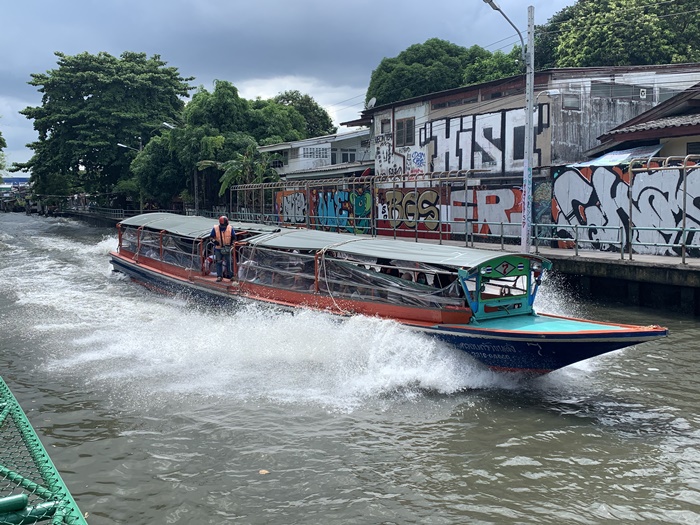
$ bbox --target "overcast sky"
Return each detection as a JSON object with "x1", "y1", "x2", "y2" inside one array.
[{"x1": 0, "y1": 0, "x2": 573, "y2": 168}]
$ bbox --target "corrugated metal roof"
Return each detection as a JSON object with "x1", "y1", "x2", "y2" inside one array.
[
  {"x1": 603, "y1": 114, "x2": 700, "y2": 136},
  {"x1": 247, "y1": 228, "x2": 550, "y2": 270},
  {"x1": 571, "y1": 145, "x2": 663, "y2": 167}
]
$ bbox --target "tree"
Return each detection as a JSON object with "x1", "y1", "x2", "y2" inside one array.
[
  {"x1": 366, "y1": 39, "x2": 522, "y2": 106},
  {"x1": 248, "y1": 98, "x2": 307, "y2": 145},
  {"x1": 123, "y1": 80, "x2": 320, "y2": 210},
  {"x1": 129, "y1": 134, "x2": 186, "y2": 208},
  {"x1": 0, "y1": 120, "x2": 6, "y2": 173},
  {"x1": 538, "y1": 0, "x2": 700, "y2": 68},
  {"x1": 464, "y1": 47, "x2": 523, "y2": 85},
  {"x1": 14, "y1": 51, "x2": 193, "y2": 200},
  {"x1": 198, "y1": 143, "x2": 279, "y2": 212},
  {"x1": 184, "y1": 79, "x2": 250, "y2": 133},
  {"x1": 274, "y1": 90, "x2": 336, "y2": 137},
  {"x1": 534, "y1": 4, "x2": 578, "y2": 70}
]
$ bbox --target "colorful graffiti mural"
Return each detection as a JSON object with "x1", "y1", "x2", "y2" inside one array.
[
  {"x1": 376, "y1": 188, "x2": 440, "y2": 232},
  {"x1": 275, "y1": 182, "x2": 551, "y2": 240},
  {"x1": 276, "y1": 187, "x2": 373, "y2": 234},
  {"x1": 552, "y1": 165, "x2": 700, "y2": 255}
]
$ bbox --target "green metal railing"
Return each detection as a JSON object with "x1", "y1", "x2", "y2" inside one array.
[{"x1": 0, "y1": 378, "x2": 87, "y2": 525}]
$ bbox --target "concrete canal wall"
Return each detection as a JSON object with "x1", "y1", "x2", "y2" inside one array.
[{"x1": 542, "y1": 252, "x2": 700, "y2": 316}]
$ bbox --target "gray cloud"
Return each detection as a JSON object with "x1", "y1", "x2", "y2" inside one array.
[{"x1": 1, "y1": 0, "x2": 571, "y2": 166}]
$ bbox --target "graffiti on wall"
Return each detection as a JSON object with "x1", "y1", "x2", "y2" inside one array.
[
  {"x1": 552, "y1": 165, "x2": 700, "y2": 255},
  {"x1": 375, "y1": 188, "x2": 441, "y2": 232},
  {"x1": 423, "y1": 106, "x2": 547, "y2": 174},
  {"x1": 375, "y1": 105, "x2": 549, "y2": 177},
  {"x1": 276, "y1": 182, "x2": 551, "y2": 239},
  {"x1": 276, "y1": 187, "x2": 373, "y2": 234}
]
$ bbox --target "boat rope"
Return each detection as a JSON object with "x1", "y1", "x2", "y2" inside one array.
[
  {"x1": 316, "y1": 239, "x2": 370, "y2": 316},
  {"x1": 318, "y1": 255, "x2": 354, "y2": 316}
]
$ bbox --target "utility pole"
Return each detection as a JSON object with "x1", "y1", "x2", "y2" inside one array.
[
  {"x1": 482, "y1": 1, "x2": 535, "y2": 252},
  {"x1": 522, "y1": 6, "x2": 535, "y2": 253}
]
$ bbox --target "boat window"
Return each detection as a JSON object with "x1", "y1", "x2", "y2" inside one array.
[
  {"x1": 121, "y1": 226, "x2": 200, "y2": 270},
  {"x1": 479, "y1": 275, "x2": 527, "y2": 300},
  {"x1": 323, "y1": 259, "x2": 463, "y2": 307},
  {"x1": 120, "y1": 227, "x2": 139, "y2": 252},
  {"x1": 238, "y1": 245, "x2": 315, "y2": 291},
  {"x1": 238, "y1": 245, "x2": 465, "y2": 308}
]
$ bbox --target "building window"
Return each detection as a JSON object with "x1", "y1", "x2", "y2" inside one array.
[
  {"x1": 331, "y1": 149, "x2": 337, "y2": 164},
  {"x1": 395, "y1": 117, "x2": 415, "y2": 147},
  {"x1": 562, "y1": 94, "x2": 581, "y2": 110},
  {"x1": 270, "y1": 150, "x2": 289, "y2": 168},
  {"x1": 513, "y1": 126, "x2": 525, "y2": 160},
  {"x1": 341, "y1": 148, "x2": 356, "y2": 163},
  {"x1": 687, "y1": 142, "x2": 700, "y2": 155},
  {"x1": 381, "y1": 119, "x2": 391, "y2": 134},
  {"x1": 302, "y1": 147, "x2": 329, "y2": 159}
]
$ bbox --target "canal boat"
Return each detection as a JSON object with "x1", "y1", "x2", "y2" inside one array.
[{"x1": 110, "y1": 213, "x2": 668, "y2": 375}]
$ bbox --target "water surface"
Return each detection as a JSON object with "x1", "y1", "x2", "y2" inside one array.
[{"x1": 1, "y1": 213, "x2": 698, "y2": 524}]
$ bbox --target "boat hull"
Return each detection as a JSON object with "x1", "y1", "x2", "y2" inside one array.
[{"x1": 110, "y1": 252, "x2": 668, "y2": 375}]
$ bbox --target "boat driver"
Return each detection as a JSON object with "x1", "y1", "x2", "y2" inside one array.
[{"x1": 210, "y1": 216, "x2": 236, "y2": 282}]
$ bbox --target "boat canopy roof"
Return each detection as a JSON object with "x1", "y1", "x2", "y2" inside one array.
[
  {"x1": 246, "y1": 229, "x2": 550, "y2": 271},
  {"x1": 118, "y1": 213, "x2": 280, "y2": 239}
]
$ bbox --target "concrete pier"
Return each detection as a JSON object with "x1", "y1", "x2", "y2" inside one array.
[{"x1": 541, "y1": 249, "x2": 700, "y2": 316}]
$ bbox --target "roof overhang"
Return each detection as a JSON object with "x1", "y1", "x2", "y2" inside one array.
[
  {"x1": 570, "y1": 144, "x2": 663, "y2": 168},
  {"x1": 283, "y1": 161, "x2": 374, "y2": 181}
]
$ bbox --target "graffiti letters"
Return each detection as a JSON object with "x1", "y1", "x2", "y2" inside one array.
[
  {"x1": 552, "y1": 165, "x2": 700, "y2": 255},
  {"x1": 275, "y1": 187, "x2": 373, "y2": 234},
  {"x1": 377, "y1": 189, "x2": 440, "y2": 231}
]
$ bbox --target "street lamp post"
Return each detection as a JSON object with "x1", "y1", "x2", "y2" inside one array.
[
  {"x1": 483, "y1": 1, "x2": 535, "y2": 253},
  {"x1": 163, "y1": 121, "x2": 198, "y2": 216},
  {"x1": 117, "y1": 140, "x2": 144, "y2": 213}
]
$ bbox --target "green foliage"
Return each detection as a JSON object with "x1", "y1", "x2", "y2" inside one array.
[
  {"x1": 464, "y1": 47, "x2": 523, "y2": 85},
  {"x1": 15, "y1": 56, "x2": 338, "y2": 210},
  {"x1": 366, "y1": 39, "x2": 522, "y2": 106},
  {"x1": 537, "y1": 0, "x2": 700, "y2": 68},
  {"x1": 248, "y1": 98, "x2": 307, "y2": 144},
  {"x1": 129, "y1": 134, "x2": 185, "y2": 207},
  {"x1": 184, "y1": 80, "x2": 249, "y2": 132},
  {"x1": 366, "y1": 1, "x2": 700, "y2": 107},
  {"x1": 197, "y1": 143, "x2": 279, "y2": 210},
  {"x1": 274, "y1": 90, "x2": 336, "y2": 137},
  {"x1": 15, "y1": 51, "x2": 193, "y2": 196}
]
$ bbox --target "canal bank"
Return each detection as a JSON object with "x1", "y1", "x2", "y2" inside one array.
[{"x1": 543, "y1": 251, "x2": 700, "y2": 317}]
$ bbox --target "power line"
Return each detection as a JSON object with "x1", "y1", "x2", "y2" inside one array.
[{"x1": 326, "y1": 2, "x2": 700, "y2": 125}]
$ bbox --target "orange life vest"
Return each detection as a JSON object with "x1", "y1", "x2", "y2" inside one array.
[{"x1": 213, "y1": 224, "x2": 234, "y2": 246}]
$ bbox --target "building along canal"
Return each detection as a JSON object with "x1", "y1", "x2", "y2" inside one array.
[{"x1": 1, "y1": 212, "x2": 699, "y2": 524}]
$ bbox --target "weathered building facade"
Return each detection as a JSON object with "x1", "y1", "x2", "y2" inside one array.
[
  {"x1": 250, "y1": 65, "x2": 700, "y2": 253},
  {"x1": 346, "y1": 64, "x2": 700, "y2": 179},
  {"x1": 258, "y1": 129, "x2": 372, "y2": 181}
]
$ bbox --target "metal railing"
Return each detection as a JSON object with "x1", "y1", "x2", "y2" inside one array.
[{"x1": 81, "y1": 201, "x2": 700, "y2": 263}]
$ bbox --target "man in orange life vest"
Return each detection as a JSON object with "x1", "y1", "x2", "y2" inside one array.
[{"x1": 210, "y1": 216, "x2": 236, "y2": 282}]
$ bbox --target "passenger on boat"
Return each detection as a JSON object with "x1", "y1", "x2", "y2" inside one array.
[
  {"x1": 416, "y1": 272, "x2": 428, "y2": 285},
  {"x1": 377, "y1": 258, "x2": 400, "y2": 277},
  {"x1": 210, "y1": 216, "x2": 236, "y2": 282}
]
